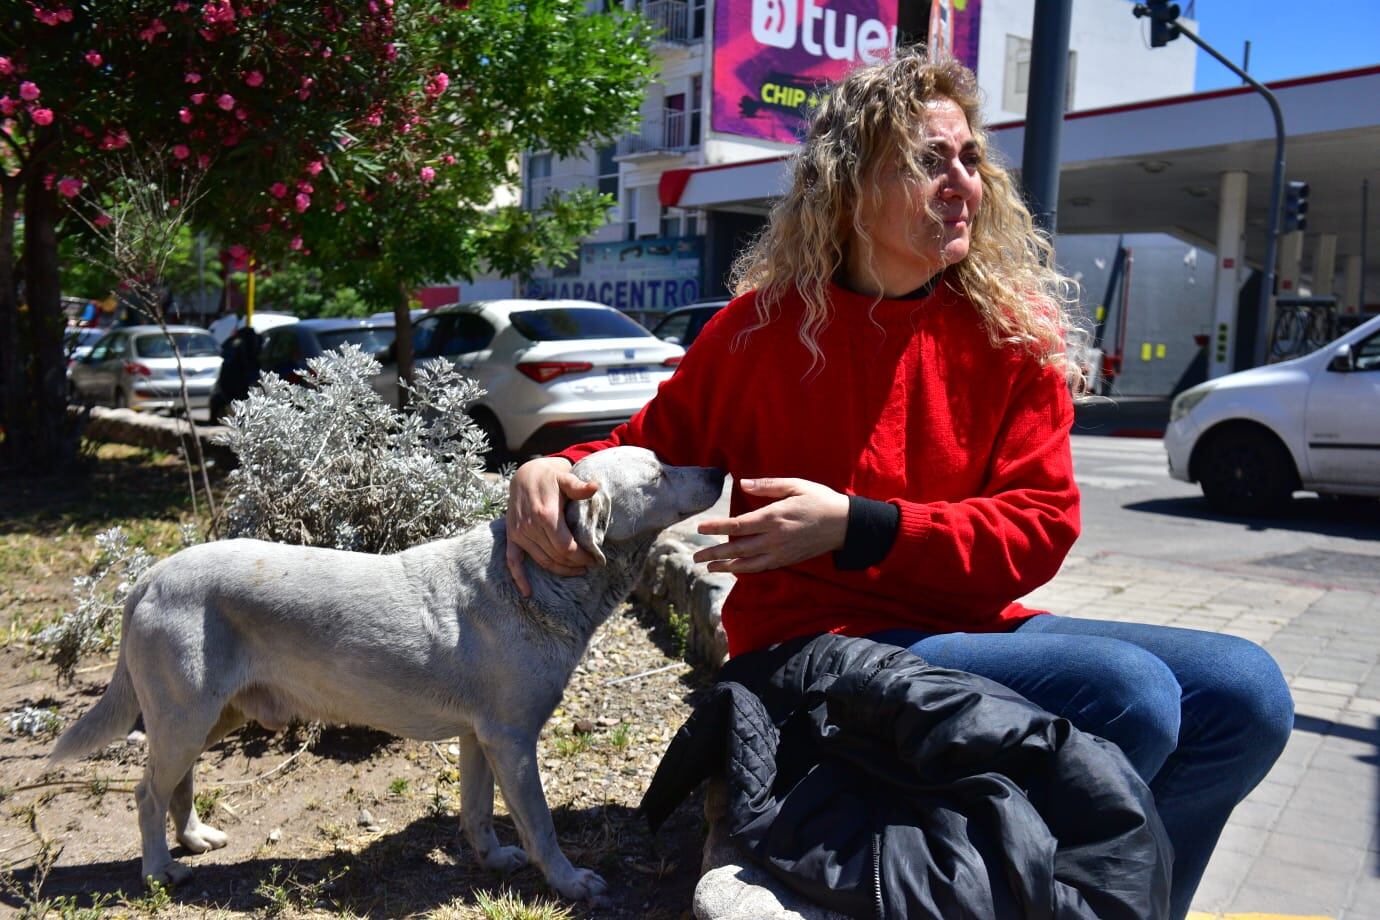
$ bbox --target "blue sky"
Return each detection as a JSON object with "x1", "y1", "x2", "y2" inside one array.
[{"x1": 1186, "y1": 0, "x2": 1380, "y2": 91}]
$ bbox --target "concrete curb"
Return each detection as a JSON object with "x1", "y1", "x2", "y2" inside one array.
[{"x1": 69, "y1": 405, "x2": 235, "y2": 468}]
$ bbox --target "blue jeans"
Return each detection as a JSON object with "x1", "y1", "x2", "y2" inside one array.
[{"x1": 869, "y1": 615, "x2": 1294, "y2": 920}]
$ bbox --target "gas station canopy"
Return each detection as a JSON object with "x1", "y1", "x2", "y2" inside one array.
[{"x1": 661, "y1": 65, "x2": 1380, "y2": 301}]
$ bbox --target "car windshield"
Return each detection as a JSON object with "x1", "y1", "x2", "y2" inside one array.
[
  {"x1": 509, "y1": 308, "x2": 652, "y2": 341},
  {"x1": 317, "y1": 328, "x2": 395, "y2": 354},
  {"x1": 133, "y1": 332, "x2": 221, "y2": 358}
]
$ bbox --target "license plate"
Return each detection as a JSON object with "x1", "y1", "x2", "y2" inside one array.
[{"x1": 607, "y1": 367, "x2": 650, "y2": 385}]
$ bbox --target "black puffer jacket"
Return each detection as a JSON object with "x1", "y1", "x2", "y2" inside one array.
[{"x1": 641, "y1": 635, "x2": 1172, "y2": 920}]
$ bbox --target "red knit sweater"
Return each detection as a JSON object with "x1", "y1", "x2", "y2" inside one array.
[{"x1": 557, "y1": 281, "x2": 1080, "y2": 656}]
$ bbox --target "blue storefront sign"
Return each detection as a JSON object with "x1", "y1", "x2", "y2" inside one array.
[{"x1": 527, "y1": 237, "x2": 703, "y2": 314}]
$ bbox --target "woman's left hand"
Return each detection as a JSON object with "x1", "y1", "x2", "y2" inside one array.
[{"x1": 692, "y1": 477, "x2": 850, "y2": 573}]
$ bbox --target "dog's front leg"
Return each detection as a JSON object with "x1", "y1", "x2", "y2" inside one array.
[
  {"x1": 457, "y1": 728, "x2": 527, "y2": 874},
  {"x1": 480, "y1": 726, "x2": 608, "y2": 904}
]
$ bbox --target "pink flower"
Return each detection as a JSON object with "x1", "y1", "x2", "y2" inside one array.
[
  {"x1": 425, "y1": 72, "x2": 449, "y2": 98},
  {"x1": 174, "y1": 1, "x2": 190, "y2": 10},
  {"x1": 269, "y1": 182, "x2": 288, "y2": 199},
  {"x1": 196, "y1": 154, "x2": 211, "y2": 169},
  {"x1": 296, "y1": 181, "x2": 313, "y2": 193},
  {"x1": 35, "y1": 9, "x2": 61, "y2": 26},
  {"x1": 0, "y1": 97, "x2": 14, "y2": 116},
  {"x1": 99, "y1": 129, "x2": 129, "y2": 150},
  {"x1": 306, "y1": 159, "x2": 324, "y2": 176},
  {"x1": 385, "y1": 43, "x2": 397, "y2": 61},
  {"x1": 216, "y1": 94, "x2": 235, "y2": 110},
  {"x1": 228, "y1": 244, "x2": 248, "y2": 260},
  {"x1": 442, "y1": 154, "x2": 456, "y2": 166},
  {"x1": 333, "y1": 201, "x2": 346, "y2": 212},
  {"x1": 43, "y1": 173, "x2": 56, "y2": 190},
  {"x1": 139, "y1": 19, "x2": 167, "y2": 42},
  {"x1": 178, "y1": 107, "x2": 193, "y2": 124},
  {"x1": 289, "y1": 236, "x2": 303, "y2": 251},
  {"x1": 19, "y1": 82, "x2": 40, "y2": 101},
  {"x1": 189, "y1": 92, "x2": 206, "y2": 105},
  {"x1": 0, "y1": 58, "x2": 12, "y2": 76},
  {"x1": 84, "y1": 51, "x2": 103, "y2": 67},
  {"x1": 419, "y1": 166, "x2": 436, "y2": 182},
  {"x1": 172, "y1": 144, "x2": 190, "y2": 160},
  {"x1": 234, "y1": 107, "x2": 247, "y2": 121},
  {"x1": 57, "y1": 177, "x2": 83, "y2": 198},
  {"x1": 30, "y1": 108, "x2": 54, "y2": 126},
  {"x1": 244, "y1": 70, "x2": 263, "y2": 87},
  {"x1": 94, "y1": 213, "x2": 112, "y2": 228},
  {"x1": 185, "y1": 72, "x2": 202, "y2": 84},
  {"x1": 293, "y1": 192, "x2": 310, "y2": 212}
]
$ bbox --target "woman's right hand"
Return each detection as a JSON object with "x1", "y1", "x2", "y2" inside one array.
[{"x1": 505, "y1": 456, "x2": 600, "y2": 597}]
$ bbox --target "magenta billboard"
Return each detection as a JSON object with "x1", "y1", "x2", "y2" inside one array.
[{"x1": 711, "y1": 0, "x2": 900, "y2": 143}]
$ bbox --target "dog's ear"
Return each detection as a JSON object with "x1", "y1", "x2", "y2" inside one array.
[{"x1": 567, "y1": 487, "x2": 610, "y2": 567}]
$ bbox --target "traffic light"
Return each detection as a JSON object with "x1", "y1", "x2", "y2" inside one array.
[
  {"x1": 1283, "y1": 180, "x2": 1310, "y2": 233},
  {"x1": 1135, "y1": 0, "x2": 1182, "y2": 47}
]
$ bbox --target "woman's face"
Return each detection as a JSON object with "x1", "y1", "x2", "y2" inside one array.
[{"x1": 854, "y1": 97, "x2": 984, "y2": 288}]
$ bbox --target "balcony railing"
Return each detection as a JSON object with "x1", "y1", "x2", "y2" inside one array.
[
  {"x1": 616, "y1": 108, "x2": 694, "y2": 158},
  {"x1": 641, "y1": 0, "x2": 693, "y2": 45}
]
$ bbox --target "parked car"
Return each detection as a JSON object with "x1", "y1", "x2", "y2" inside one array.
[
  {"x1": 374, "y1": 299, "x2": 684, "y2": 464},
  {"x1": 64, "y1": 326, "x2": 106, "y2": 380},
  {"x1": 1165, "y1": 312, "x2": 1380, "y2": 514},
  {"x1": 208, "y1": 310, "x2": 299, "y2": 345},
  {"x1": 257, "y1": 317, "x2": 396, "y2": 383},
  {"x1": 649, "y1": 300, "x2": 729, "y2": 350},
  {"x1": 69, "y1": 325, "x2": 223, "y2": 412}
]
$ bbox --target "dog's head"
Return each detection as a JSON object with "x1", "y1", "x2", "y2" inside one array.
[{"x1": 565, "y1": 447, "x2": 726, "y2": 565}]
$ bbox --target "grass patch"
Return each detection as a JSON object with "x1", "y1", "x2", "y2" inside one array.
[{"x1": 472, "y1": 888, "x2": 576, "y2": 920}]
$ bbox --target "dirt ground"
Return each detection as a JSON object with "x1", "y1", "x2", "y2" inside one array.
[{"x1": 0, "y1": 447, "x2": 712, "y2": 918}]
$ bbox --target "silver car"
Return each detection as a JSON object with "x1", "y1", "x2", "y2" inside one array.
[{"x1": 69, "y1": 325, "x2": 223, "y2": 412}]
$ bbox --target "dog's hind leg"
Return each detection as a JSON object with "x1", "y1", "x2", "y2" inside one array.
[
  {"x1": 479, "y1": 726, "x2": 608, "y2": 904},
  {"x1": 169, "y1": 706, "x2": 243, "y2": 855},
  {"x1": 457, "y1": 727, "x2": 527, "y2": 875},
  {"x1": 136, "y1": 731, "x2": 208, "y2": 888}
]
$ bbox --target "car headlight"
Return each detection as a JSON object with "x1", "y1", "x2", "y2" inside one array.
[{"x1": 1170, "y1": 384, "x2": 1214, "y2": 422}]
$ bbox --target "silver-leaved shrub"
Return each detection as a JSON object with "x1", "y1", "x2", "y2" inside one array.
[{"x1": 214, "y1": 345, "x2": 508, "y2": 554}]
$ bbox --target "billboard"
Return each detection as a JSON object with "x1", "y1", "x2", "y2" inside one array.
[
  {"x1": 526, "y1": 237, "x2": 703, "y2": 314},
  {"x1": 712, "y1": 0, "x2": 900, "y2": 143}
]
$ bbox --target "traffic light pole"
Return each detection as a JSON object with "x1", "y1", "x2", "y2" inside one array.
[{"x1": 1134, "y1": 6, "x2": 1286, "y2": 367}]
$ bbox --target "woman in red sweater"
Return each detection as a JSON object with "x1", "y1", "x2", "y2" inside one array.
[{"x1": 506, "y1": 52, "x2": 1291, "y2": 920}]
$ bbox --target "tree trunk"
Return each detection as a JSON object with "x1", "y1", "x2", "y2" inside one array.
[
  {"x1": 7, "y1": 168, "x2": 75, "y2": 474},
  {"x1": 0, "y1": 175, "x2": 23, "y2": 469},
  {"x1": 393, "y1": 281, "x2": 414, "y2": 412}
]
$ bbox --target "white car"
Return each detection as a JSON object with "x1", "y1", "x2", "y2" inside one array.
[
  {"x1": 374, "y1": 300, "x2": 685, "y2": 464},
  {"x1": 69, "y1": 325, "x2": 223, "y2": 412},
  {"x1": 1165, "y1": 313, "x2": 1380, "y2": 514}
]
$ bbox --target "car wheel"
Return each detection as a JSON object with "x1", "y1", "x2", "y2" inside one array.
[
  {"x1": 1195, "y1": 425, "x2": 1298, "y2": 516},
  {"x1": 468, "y1": 409, "x2": 508, "y2": 472}
]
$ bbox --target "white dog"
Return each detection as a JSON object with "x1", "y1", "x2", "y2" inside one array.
[{"x1": 50, "y1": 446, "x2": 724, "y2": 902}]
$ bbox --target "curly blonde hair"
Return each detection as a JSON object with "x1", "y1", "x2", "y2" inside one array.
[{"x1": 729, "y1": 49, "x2": 1089, "y2": 392}]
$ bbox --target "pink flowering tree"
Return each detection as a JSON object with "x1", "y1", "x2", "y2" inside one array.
[{"x1": 1, "y1": 0, "x2": 649, "y2": 472}]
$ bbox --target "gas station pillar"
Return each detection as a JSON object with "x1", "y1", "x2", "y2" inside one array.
[
  {"x1": 1277, "y1": 231, "x2": 1304, "y2": 295},
  {"x1": 1313, "y1": 234, "x2": 1338, "y2": 297},
  {"x1": 1342, "y1": 254, "x2": 1362, "y2": 314},
  {"x1": 1209, "y1": 171, "x2": 1248, "y2": 379}
]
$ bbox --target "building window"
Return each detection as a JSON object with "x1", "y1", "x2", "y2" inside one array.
[
  {"x1": 527, "y1": 153, "x2": 553, "y2": 209},
  {"x1": 1002, "y1": 35, "x2": 1077, "y2": 114},
  {"x1": 690, "y1": 0, "x2": 706, "y2": 40},
  {"x1": 664, "y1": 92, "x2": 686, "y2": 149},
  {"x1": 625, "y1": 186, "x2": 638, "y2": 241},
  {"x1": 689, "y1": 75, "x2": 703, "y2": 146},
  {"x1": 597, "y1": 144, "x2": 619, "y2": 198}
]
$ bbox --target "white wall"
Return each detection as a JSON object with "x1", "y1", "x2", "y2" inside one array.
[{"x1": 978, "y1": 0, "x2": 1197, "y2": 124}]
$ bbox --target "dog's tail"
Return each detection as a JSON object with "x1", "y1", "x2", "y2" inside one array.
[{"x1": 49, "y1": 649, "x2": 140, "y2": 765}]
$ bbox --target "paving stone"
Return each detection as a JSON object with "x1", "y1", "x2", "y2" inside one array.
[{"x1": 1258, "y1": 831, "x2": 1367, "y2": 874}]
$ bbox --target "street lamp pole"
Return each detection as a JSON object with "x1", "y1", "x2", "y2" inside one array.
[{"x1": 1133, "y1": 3, "x2": 1286, "y2": 368}]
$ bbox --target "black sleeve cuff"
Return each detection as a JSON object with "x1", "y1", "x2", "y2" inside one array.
[{"x1": 832, "y1": 495, "x2": 900, "y2": 571}]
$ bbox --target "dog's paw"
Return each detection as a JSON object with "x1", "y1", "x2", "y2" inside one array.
[
  {"x1": 479, "y1": 844, "x2": 527, "y2": 875},
  {"x1": 178, "y1": 823, "x2": 229, "y2": 853},
  {"x1": 144, "y1": 859, "x2": 192, "y2": 889},
  {"x1": 550, "y1": 867, "x2": 608, "y2": 904}
]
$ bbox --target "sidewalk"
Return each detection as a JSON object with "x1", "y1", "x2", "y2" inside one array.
[
  {"x1": 645, "y1": 523, "x2": 1380, "y2": 920},
  {"x1": 1022, "y1": 550, "x2": 1380, "y2": 920}
]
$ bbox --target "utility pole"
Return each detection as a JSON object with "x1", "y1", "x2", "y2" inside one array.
[
  {"x1": 1134, "y1": 1, "x2": 1287, "y2": 368},
  {"x1": 1021, "y1": 0, "x2": 1074, "y2": 239}
]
